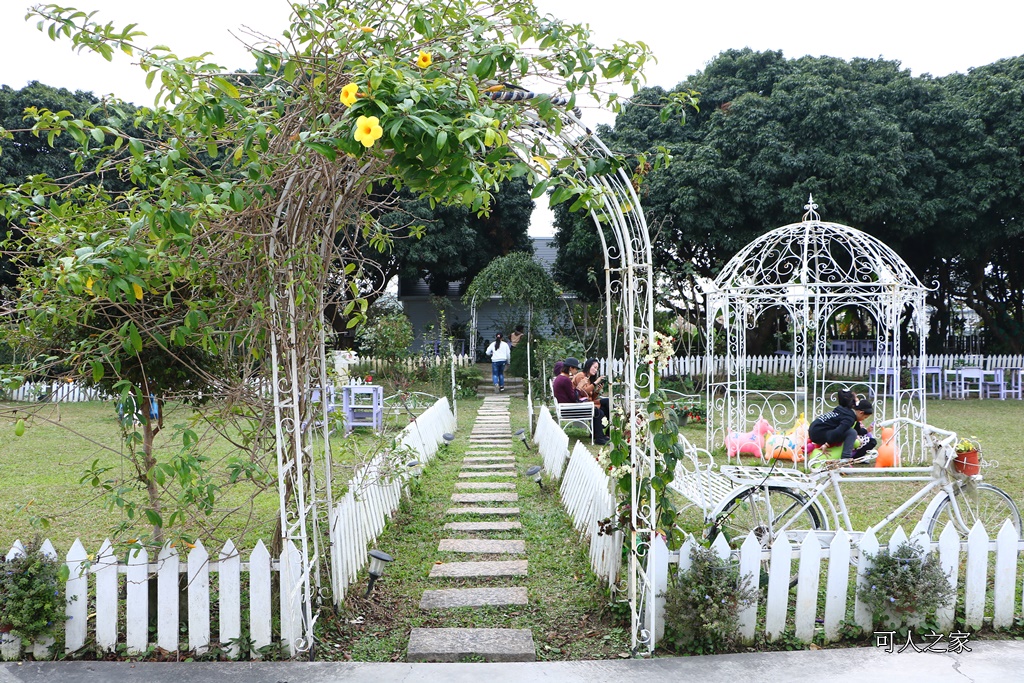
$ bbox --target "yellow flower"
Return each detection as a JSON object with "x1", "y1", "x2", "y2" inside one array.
[
  {"x1": 132, "y1": 283, "x2": 144, "y2": 301},
  {"x1": 353, "y1": 115, "x2": 383, "y2": 148},
  {"x1": 360, "y1": 26, "x2": 374, "y2": 33},
  {"x1": 85, "y1": 277, "x2": 95, "y2": 295},
  {"x1": 416, "y1": 50, "x2": 432, "y2": 69},
  {"x1": 340, "y1": 83, "x2": 359, "y2": 107}
]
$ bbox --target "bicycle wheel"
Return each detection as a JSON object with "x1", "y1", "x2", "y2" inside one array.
[
  {"x1": 926, "y1": 483, "x2": 1023, "y2": 540},
  {"x1": 709, "y1": 486, "x2": 824, "y2": 550}
]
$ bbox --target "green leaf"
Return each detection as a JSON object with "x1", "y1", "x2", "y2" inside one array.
[
  {"x1": 145, "y1": 509, "x2": 163, "y2": 528},
  {"x1": 212, "y1": 76, "x2": 240, "y2": 99},
  {"x1": 128, "y1": 324, "x2": 143, "y2": 352},
  {"x1": 305, "y1": 141, "x2": 337, "y2": 161},
  {"x1": 90, "y1": 127, "x2": 105, "y2": 144},
  {"x1": 435, "y1": 130, "x2": 448, "y2": 149},
  {"x1": 91, "y1": 361, "x2": 104, "y2": 383}
]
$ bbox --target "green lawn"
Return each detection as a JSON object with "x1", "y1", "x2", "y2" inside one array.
[
  {"x1": 2, "y1": 397, "x2": 1022, "y2": 553},
  {"x1": 0, "y1": 394, "x2": 448, "y2": 552}
]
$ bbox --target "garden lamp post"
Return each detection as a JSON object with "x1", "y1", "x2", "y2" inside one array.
[
  {"x1": 525, "y1": 465, "x2": 543, "y2": 489},
  {"x1": 406, "y1": 459, "x2": 424, "y2": 477},
  {"x1": 365, "y1": 550, "x2": 394, "y2": 597},
  {"x1": 515, "y1": 428, "x2": 533, "y2": 450}
]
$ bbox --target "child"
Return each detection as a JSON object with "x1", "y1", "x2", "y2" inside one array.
[
  {"x1": 850, "y1": 398, "x2": 876, "y2": 459},
  {"x1": 808, "y1": 389, "x2": 873, "y2": 460}
]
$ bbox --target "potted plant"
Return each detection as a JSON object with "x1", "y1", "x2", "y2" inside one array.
[
  {"x1": 0, "y1": 540, "x2": 70, "y2": 646},
  {"x1": 858, "y1": 540, "x2": 955, "y2": 629},
  {"x1": 953, "y1": 436, "x2": 982, "y2": 476}
]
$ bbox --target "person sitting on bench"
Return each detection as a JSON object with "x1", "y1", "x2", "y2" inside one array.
[{"x1": 553, "y1": 357, "x2": 609, "y2": 445}]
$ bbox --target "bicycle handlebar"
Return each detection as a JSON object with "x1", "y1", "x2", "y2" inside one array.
[{"x1": 876, "y1": 416, "x2": 958, "y2": 450}]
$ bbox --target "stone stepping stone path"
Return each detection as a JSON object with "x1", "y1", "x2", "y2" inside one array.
[
  {"x1": 454, "y1": 482, "x2": 515, "y2": 490},
  {"x1": 450, "y1": 492, "x2": 518, "y2": 503},
  {"x1": 419, "y1": 587, "x2": 528, "y2": 610},
  {"x1": 443, "y1": 521, "x2": 521, "y2": 531},
  {"x1": 446, "y1": 506, "x2": 520, "y2": 515},
  {"x1": 409, "y1": 394, "x2": 537, "y2": 662},
  {"x1": 438, "y1": 538, "x2": 525, "y2": 554},
  {"x1": 407, "y1": 627, "x2": 535, "y2": 662},
  {"x1": 428, "y1": 559, "x2": 528, "y2": 578}
]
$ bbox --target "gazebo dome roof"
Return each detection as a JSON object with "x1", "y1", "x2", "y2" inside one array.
[{"x1": 711, "y1": 204, "x2": 925, "y2": 294}]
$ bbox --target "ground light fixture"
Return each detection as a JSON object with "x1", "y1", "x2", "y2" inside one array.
[
  {"x1": 515, "y1": 428, "x2": 533, "y2": 450},
  {"x1": 365, "y1": 549, "x2": 394, "y2": 597},
  {"x1": 525, "y1": 465, "x2": 543, "y2": 489},
  {"x1": 442, "y1": 433, "x2": 455, "y2": 444},
  {"x1": 406, "y1": 459, "x2": 424, "y2": 477}
]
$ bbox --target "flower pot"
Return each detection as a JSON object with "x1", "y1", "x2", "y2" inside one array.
[{"x1": 954, "y1": 449, "x2": 980, "y2": 476}]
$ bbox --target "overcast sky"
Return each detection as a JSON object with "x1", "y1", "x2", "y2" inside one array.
[{"x1": 3, "y1": 0, "x2": 1023, "y2": 234}]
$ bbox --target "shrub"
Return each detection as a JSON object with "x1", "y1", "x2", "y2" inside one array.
[
  {"x1": 662, "y1": 544, "x2": 758, "y2": 655},
  {"x1": 0, "y1": 540, "x2": 69, "y2": 645},
  {"x1": 355, "y1": 300, "x2": 414, "y2": 363},
  {"x1": 858, "y1": 541, "x2": 955, "y2": 628}
]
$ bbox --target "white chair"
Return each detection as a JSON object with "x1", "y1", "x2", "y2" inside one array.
[
  {"x1": 550, "y1": 379, "x2": 595, "y2": 443},
  {"x1": 983, "y1": 367, "x2": 1023, "y2": 400}
]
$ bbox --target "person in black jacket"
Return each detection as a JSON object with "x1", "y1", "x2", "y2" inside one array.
[
  {"x1": 808, "y1": 389, "x2": 873, "y2": 459},
  {"x1": 851, "y1": 398, "x2": 876, "y2": 459}
]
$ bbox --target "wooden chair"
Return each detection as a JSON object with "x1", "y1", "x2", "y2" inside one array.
[{"x1": 550, "y1": 379, "x2": 595, "y2": 443}]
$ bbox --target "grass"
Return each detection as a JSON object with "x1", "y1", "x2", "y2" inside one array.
[
  {"x1": 667, "y1": 400, "x2": 1024, "y2": 536},
  {"x1": 316, "y1": 394, "x2": 633, "y2": 662},
  {"x1": 0, "y1": 385, "x2": 450, "y2": 551}
]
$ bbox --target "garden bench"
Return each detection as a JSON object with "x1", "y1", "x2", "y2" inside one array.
[{"x1": 549, "y1": 379, "x2": 595, "y2": 443}]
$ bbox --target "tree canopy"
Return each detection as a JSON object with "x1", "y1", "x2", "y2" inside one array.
[{"x1": 573, "y1": 49, "x2": 1024, "y2": 352}]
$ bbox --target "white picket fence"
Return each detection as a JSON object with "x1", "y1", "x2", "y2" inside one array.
[
  {"x1": 0, "y1": 398, "x2": 456, "y2": 661},
  {"x1": 328, "y1": 397, "x2": 456, "y2": 603},
  {"x1": 599, "y1": 353, "x2": 1024, "y2": 380},
  {"x1": 659, "y1": 519, "x2": 1024, "y2": 646},
  {"x1": 2, "y1": 380, "x2": 109, "y2": 403},
  {"x1": 532, "y1": 408, "x2": 620, "y2": 584},
  {"x1": 0, "y1": 537, "x2": 305, "y2": 661},
  {"x1": 533, "y1": 406, "x2": 570, "y2": 479},
  {"x1": 559, "y1": 441, "x2": 622, "y2": 585},
  {"x1": 354, "y1": 354, "x2": 473, "y2": 374}
]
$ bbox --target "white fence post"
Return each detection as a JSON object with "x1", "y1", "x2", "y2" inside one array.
[
  {"x1": 219, "y1": 540, "x2": 241, "y2": 659},
  {"x1": 93, "y1": 539, "x2": 118, "y2": 654}
]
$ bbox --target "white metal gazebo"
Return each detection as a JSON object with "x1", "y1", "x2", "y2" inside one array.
[{"x1": 703, "y1": 197, "x2": 930, "y2": 459}]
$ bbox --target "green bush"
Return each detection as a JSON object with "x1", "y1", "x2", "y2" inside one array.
[
  {"x1": 662, "y1": 544, "x2": 758, "y2": 655},
  {"x1": 0, "y1": 539, "x2": 69, "y2": 645},
  {"x1": 858, "y1": 541, "x2": 955, "y2": 629},
  {"x1": 355, "y1": 299, "x2": 414, "y2": 363}
]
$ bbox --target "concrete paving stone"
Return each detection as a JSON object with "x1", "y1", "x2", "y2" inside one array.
[
  {"x1": 455, "y1": 482, "x2": 516, "y2": 490},
  {"x1": 407, "y1": 627, "x2": 535, "y2": 662},
  {"x1": 443, "y1": 521, "x2": 522, "y2": 531},
  {"x1": 458, "y1": 472, "x2": 516, "y2": 478},
  {"x1": 418, "y1": 587, "x2": 528, "y2": 610},
  {"x1": 439, "y1": 538, "x2": 525, "y2": 554},
  {"x1": 446, "y1": 506, "x2": 519, "y2": 515},
  {"x1": 428, "y1": 560, "x2": 528, "y2": 578},
  {"x1": 11, "y1": 640, "x2": 1024, "y2": 681},
  {"x1": 451, "y1": 492, "x2": 519, "y2": 503},
  {"x1": 461, "y1": 464, "x2": 517, "y2": 470},
  {"x1": 462, "y1": 456, "x2": 515, "y2": 462}
]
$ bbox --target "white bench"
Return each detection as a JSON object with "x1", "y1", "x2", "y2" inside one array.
[{"x1": 550, "y1": 379, "x2": 596, "y2": 443}]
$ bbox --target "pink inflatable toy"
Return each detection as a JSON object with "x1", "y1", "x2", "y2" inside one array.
[{"x1": 726, "y1": 418, "x2": 774, "y2": 462}]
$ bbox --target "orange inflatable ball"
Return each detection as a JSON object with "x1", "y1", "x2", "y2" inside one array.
[{"x1": 875, "y1": 427, "x2": 898, "y2": 468}]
